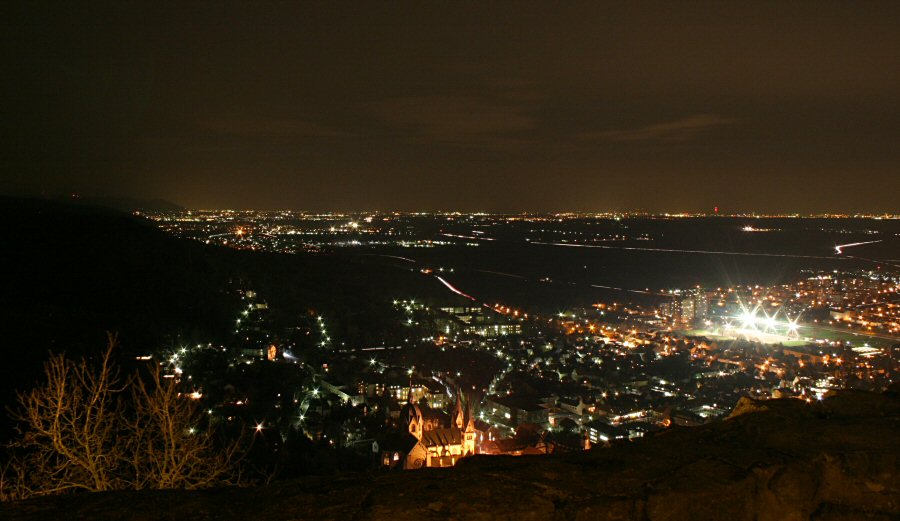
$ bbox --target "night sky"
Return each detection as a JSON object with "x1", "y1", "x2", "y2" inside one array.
[{"x1": 3, "y1": 2, "x2": 900, "y2": 213}]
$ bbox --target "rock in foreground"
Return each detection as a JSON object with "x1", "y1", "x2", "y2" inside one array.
[{"x1": 3, "y1": 390, "x2": 899, "y2": 521}]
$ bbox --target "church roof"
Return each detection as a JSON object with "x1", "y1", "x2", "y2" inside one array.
[
  {"x1": 379, "y1": 431, "x2": 420, "y2": 454},
  {"x1": 420, "y1": 427, "x2": 463, "y2": 448},
  {"x1": 419, "y1": 405, "x2": 450, "y2": 423}
]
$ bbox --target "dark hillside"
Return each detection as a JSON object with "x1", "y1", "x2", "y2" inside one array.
[
  {"x1": 0, "y1": 198, "x2": 444, "y2": 439},
  {"x1": 0, "y1": 198, "x2": 234, "y2": 352},
  {"x1": 0, "y1": 198, "x2": 236, "y2": 438},
  {"x1": 3, "y1": 389, "x2": 898, "y2": 520}
]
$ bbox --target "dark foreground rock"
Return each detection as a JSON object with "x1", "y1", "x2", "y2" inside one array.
[{"x1": 3, "y1": 390, "x2": 899, "y2": 521}]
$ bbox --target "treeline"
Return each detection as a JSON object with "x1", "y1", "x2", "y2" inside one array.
[{"x1": 1, "y1": 336, "x2": 247, "y2": 501}]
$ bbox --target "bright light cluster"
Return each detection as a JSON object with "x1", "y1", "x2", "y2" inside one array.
[{"x1": 730, "y1": 305, "x2": 801, "y2": 337}]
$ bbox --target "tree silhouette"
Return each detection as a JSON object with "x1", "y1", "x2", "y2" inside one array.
[{"x1": 2, "y1": 334, "x2": 246, "y2": 501}]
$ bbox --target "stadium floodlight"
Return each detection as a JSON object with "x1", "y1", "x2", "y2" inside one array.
[
  {"x1": 764, "y1": 311, "x2": 777, "y2": 330},
  {"x1": 739, "y1": 307, "x2": 758, "y2": 329}
]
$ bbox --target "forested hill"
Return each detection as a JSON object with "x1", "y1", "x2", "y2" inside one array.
[
  {"x1": 1, "y1": 197, "x2": 235, "y2": 354},
  {"x1": 0, "y1": 197, "x2": 443, "y2": 440}
]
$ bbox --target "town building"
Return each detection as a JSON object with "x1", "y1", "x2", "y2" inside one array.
[{"x1": 380, "y1": 390, "x2": 478, "y2": 469}]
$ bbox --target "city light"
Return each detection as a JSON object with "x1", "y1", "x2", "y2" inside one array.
[{"x1": 8, "y1": 1, "x2": 900, "y2": 504}]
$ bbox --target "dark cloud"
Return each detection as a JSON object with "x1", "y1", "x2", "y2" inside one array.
[
  {"x1": 2, "y1": 2, "x2": 899, "y2": 212},
  {"x1": 372, "y1": 95, "x2": 537, "y2": 150},
  {"x1": 199, "y1": 117, "x2": 354, "y2": 140},
  {"x1": 580, "y1": 115, "x2": 735, "y2": 143}
]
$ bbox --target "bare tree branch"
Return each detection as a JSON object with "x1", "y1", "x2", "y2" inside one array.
[{"x1": 2, "y1": 334, "x2": 247, "y2": 501}]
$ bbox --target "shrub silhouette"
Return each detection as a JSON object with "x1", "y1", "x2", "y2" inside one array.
[{"x1": 2, "y1": 334, "x2": 245, "y2": 501}]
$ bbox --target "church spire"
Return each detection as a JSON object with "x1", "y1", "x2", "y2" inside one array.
[
  {"x1": 465, "y1": 393, "x2": 475, "y2": 432},
  {"x1": 401, "y1": 386, "x2": 423, "y2": 440},
  {"x1": 453, "y1": 387, "x2": 465, "y2": 429}
]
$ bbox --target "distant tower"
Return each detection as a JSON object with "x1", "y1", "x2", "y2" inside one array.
[
  {"x1": 452, "y1": 388, "x2": 465, "y2": 429},
  {"x1": 401, "y1": 388, "x2": 423, "y2": 440},
  {"x1": 463, "y1": 393, "x2": 476, "y2": 455}
]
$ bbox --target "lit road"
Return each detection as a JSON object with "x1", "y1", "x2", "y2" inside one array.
[
  {"x1": 834, "y1": 240, "x2": 881, "y2": 255},
  {"x1": 359, "y1": 253, "x2": 419, "y2": 264},
  {"x1": 472, "y1": 269, "x2": 527, "y2": 279},
  {"x1": 441, "y1": 233, "x2": 495, "y2": 241},
  {"x1": 434, "y1": 275, "x2": 478, "y2": 302},
  {"x1": 589, "y1": 284, "x2": 669, "y2": 297},
  {"x1": 529, "y1": 240, "x2": 849, "y2": 260}
]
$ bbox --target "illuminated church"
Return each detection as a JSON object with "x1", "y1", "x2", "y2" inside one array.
[{"x1": 381, "y1": 390, "x2": 478, "y2": 469}]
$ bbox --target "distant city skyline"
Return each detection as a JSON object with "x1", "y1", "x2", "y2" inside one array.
[{"x1": 3, "y1": 2, "x2": 900, "y2": 213}]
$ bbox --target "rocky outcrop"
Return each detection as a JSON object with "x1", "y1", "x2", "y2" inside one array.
[{"x1": 3, "y1": 390, "x2": 899, "y2": 521}]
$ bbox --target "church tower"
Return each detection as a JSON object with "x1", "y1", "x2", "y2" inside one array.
[
  {"x1": 462, "y1": 392, "x2": 476, "y2": 455},
  {"x1": 452, "y1": 388, "x2": 465, "y2": 429},
  {"x1": 401, "y1": 388, "x2": 423, "y2": 440}
]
